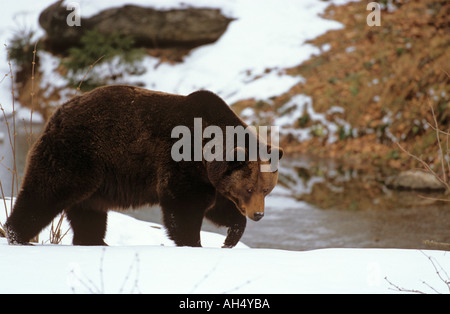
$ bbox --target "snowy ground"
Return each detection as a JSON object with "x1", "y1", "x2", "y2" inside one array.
[
  {"x1": 1, "y1": 232, "x2": 449, "y2": 294},
  {"x1": 1, "y1": 0, "x2": 356, "y2": 112},
  {"x1": 1, "y1": 199, "x2": 449, "y2": 294},
  {"x1": 0, "y1": 0, "x2": 360, "y2": 141}
]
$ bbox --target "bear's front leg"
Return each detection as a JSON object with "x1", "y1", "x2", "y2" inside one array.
[
  {"x1": 160, "y1": 195, "x2": 211, "y2": 247},
  {"x1": 205, "y1": 193, "x2": 247, "y2": 248},
  {"x1": 222, "y1": 219, "x2": 246, "y2": 248}
]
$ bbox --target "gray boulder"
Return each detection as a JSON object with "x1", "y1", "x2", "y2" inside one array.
[
  {"x1": 39, "y1": 1, "x2": 234, "y2": 52},
  {"x1": 385, "y1": 170, "x2": 447, "y2": 191}
]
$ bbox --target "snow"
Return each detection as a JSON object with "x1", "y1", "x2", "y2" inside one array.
[
  {"x1": 1, "y1": 238, "x2": 449, "y2": 294},
  {"x1": 56, "y1": 0, "x2": 351, "y2": 104},
  {"x1": 274, "y1": 94, "x2": 352, "y2": 143},
  {"x1": 1, "y1": 0, "x2": 353, "y2": 115},
  {"x1": 1, "y1": 199, "x2": 449, "y2": 294},
  {"x1": 0, "y1": 0, "x2": 358, "y2": 144},
  {"x1": 1, "y1": 0, "x2": 448, "y2": 295},
  {"x1": 131, "y1": 0, "x2": 346, "y2": 104}
]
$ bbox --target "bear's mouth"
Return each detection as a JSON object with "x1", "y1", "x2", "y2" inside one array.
[
  {"x1": 228, "y1": 197, "x2": 247, "y2": 217},
  {"x1": 230, "y1": 199, "x2": 264, "y2": 221}
]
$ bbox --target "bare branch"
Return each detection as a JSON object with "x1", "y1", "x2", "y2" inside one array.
[
  {"x1": 418, "y1": 195, "x2": 450, "y2": 203},
  {"x1": 384, "y1": 276, "x2": 426, "y2": 294},
  {"x1": 395, "y1": 142, "x2": 449, "y2": 190},
  {"x1": 426, "y1": 122, "x2": 450, "y2": 136},
  {"x1": 74, "y1": 55, "x2": 104, "y2": 97},
  {"x1": 420, "y1": 251, "x2": 450, "y2": 293},
  {"x1": 429, "y1": 101, "x2": 447, "y2": 184}
]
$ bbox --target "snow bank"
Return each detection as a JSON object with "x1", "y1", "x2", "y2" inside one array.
[
  {"x1": 274, "y1": 94, "x2": 355, "y2": 143},
  {"x1": 1, "y1": 200, "x2": 449, "y2": 294},
  {"x1": 1, "y1": 0, "x2": 448, "y2": 295},
  {"x1": 1, "y1": 0, "x2": 355, "y2": 115},
  {"x1": 121, "y1": 0, "x2": 347, "y2": 104},
  {"x1": 0, "y1": 235, "x2": 448, "y2": 294}
]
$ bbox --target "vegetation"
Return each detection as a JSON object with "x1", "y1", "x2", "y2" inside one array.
[
  {"x1": 6, "y1": 28, "x2": 148, "y2": 119},
  {"x1": 61, "y1": 29, "x2": 146, "y2": 91},
  {"x1": 8, "y1": 29, "x2": 37, "y2": 71},
  {"x1": 287, "y1": 0, "x2": 449, "y2": 172},
  {"x1": 1, "y1": 0, "x2": 448, "y2": 249},
  {"x1": 233, "y1": 0, "x2": 449, "y2": 176}
]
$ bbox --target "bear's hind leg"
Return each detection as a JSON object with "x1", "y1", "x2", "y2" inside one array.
[
  {"x1": 5, "y1": 190, "x2": 69, "y2": 245},
  {"x1": 66, "y1": 201, "x2": 108, "y2": 246}
]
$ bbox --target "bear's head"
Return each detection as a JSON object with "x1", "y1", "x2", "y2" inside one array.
[{"x1": 206, "y1": 146, "x2": 283, "y2": 221}]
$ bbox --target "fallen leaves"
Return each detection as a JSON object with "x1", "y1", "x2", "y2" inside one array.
[{"x1": 279, "y1": 0, "x2": 449, "y2": 173}]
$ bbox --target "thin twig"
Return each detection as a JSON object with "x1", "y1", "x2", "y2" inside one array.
[
  {"x1": 118, "y1": 252, "x2": 141, "y2": 294},
  {"x1": 429, "y1": 101, "x2": 447, "y2": 184},
  {"x1": 0, "y1": 185, "x2": 8, "y2": 222},
  {"x1": 396, "y1": 101, "x2": 450, "y2": 193},
  {"x1": 418, "y1": 194, "x2": 450, "y2": 202},
  {"x1": 74, "y1": 55, "x2": 104, "y2": 97},
  {"x1": 395, "y1": 142, "x2": 449, "y2": 190},
  {"x1": 48, "y1": 213, "x2": 70, "y2": 244},
  {"x1": 222, "y1": 276, "x2": 260, "y2": 294},
  {"x1": 384, "y1": 276, "x2": 426, "y2": 294},
  {"x1": 29, "y1": 40, "x2": 39, "y2": 140},
  {"x1": 5, "y1": 47, "x2": 18, "y2": 215},
  {"x1": 441, "y1": 68, "x2": 450, "y2": 79},
  {"x1": 189, "y1": 259, "x2": 221, "y2": 293},
  {"x1": 445, "y1": 128, "x2": 450, "y2": 176},
  {"x1": 99, "y1": 248, "x2": 106, "y2": 293},
  {"x1": 426, "y1": 122, "x2": 450, "y2": 136},
  {"x1": 420, "y1": 251, "x2": 450, "y2": 293}
]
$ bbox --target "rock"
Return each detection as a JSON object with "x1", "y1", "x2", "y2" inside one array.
[
  {"x1": 385, "y1": 170, "x2": 447, "y2": 191},
  {"x1": 39, "y1": 1, "x2": 234, "y2": 53}
]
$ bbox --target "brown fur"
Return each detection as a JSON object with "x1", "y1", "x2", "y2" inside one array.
[{"x1": 5, "y1": 85, "x2": 282, "y2": 247}]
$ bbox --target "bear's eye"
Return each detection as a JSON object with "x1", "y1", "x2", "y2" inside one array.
[
  {"x1": 263, "y1": 189, "x2": 269, "y2": 195},
  {"x1": 247, "y1": 188, "x2": 253, "y2": 194}
]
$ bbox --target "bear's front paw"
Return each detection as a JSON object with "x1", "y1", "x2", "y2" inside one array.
[
  {"x1": 8, "y1": 239, "x2": 34, "y2": 246},
  {"x1": 5, "y1": 226, "x2": 33, "y2": 245}
]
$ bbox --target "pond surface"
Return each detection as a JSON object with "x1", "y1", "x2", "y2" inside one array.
[{"x1": 1, "y1": 121, "x2": 448, "y2": 251}]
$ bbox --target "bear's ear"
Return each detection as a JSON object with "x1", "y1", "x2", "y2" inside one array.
[
  {"x1": 268, "y1": 146, "x2": 284, "y2": 160},
  {"x1": 206, "y1": 148, "x2": 247, "y2": 184}
]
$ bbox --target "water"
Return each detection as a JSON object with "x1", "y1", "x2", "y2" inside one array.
[
  {"x1": 1, "y1": 121, "x2": 448, "y2": 251},
  {"x1": 0, "y1": 119, "x2": 43, "y2": 197},
  {"x1": 244, "y1": 196, "x2": 450, "y2": 251}
]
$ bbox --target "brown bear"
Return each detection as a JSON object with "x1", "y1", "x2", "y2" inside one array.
[{"x1": 5, "y1": 85, "x2": 283, "y2": 247}]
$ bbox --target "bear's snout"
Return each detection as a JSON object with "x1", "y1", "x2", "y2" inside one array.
[
  {"x1": 241, "y1": 195, "x2": 265, "y2": 221},
  {"x1": 252, "y1": 212, "x2": 264, "y2": 221}
]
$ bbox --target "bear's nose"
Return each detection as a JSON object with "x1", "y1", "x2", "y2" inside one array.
[{"x1": 253, "y1": 212, "x2": 264, "y2": 221}]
